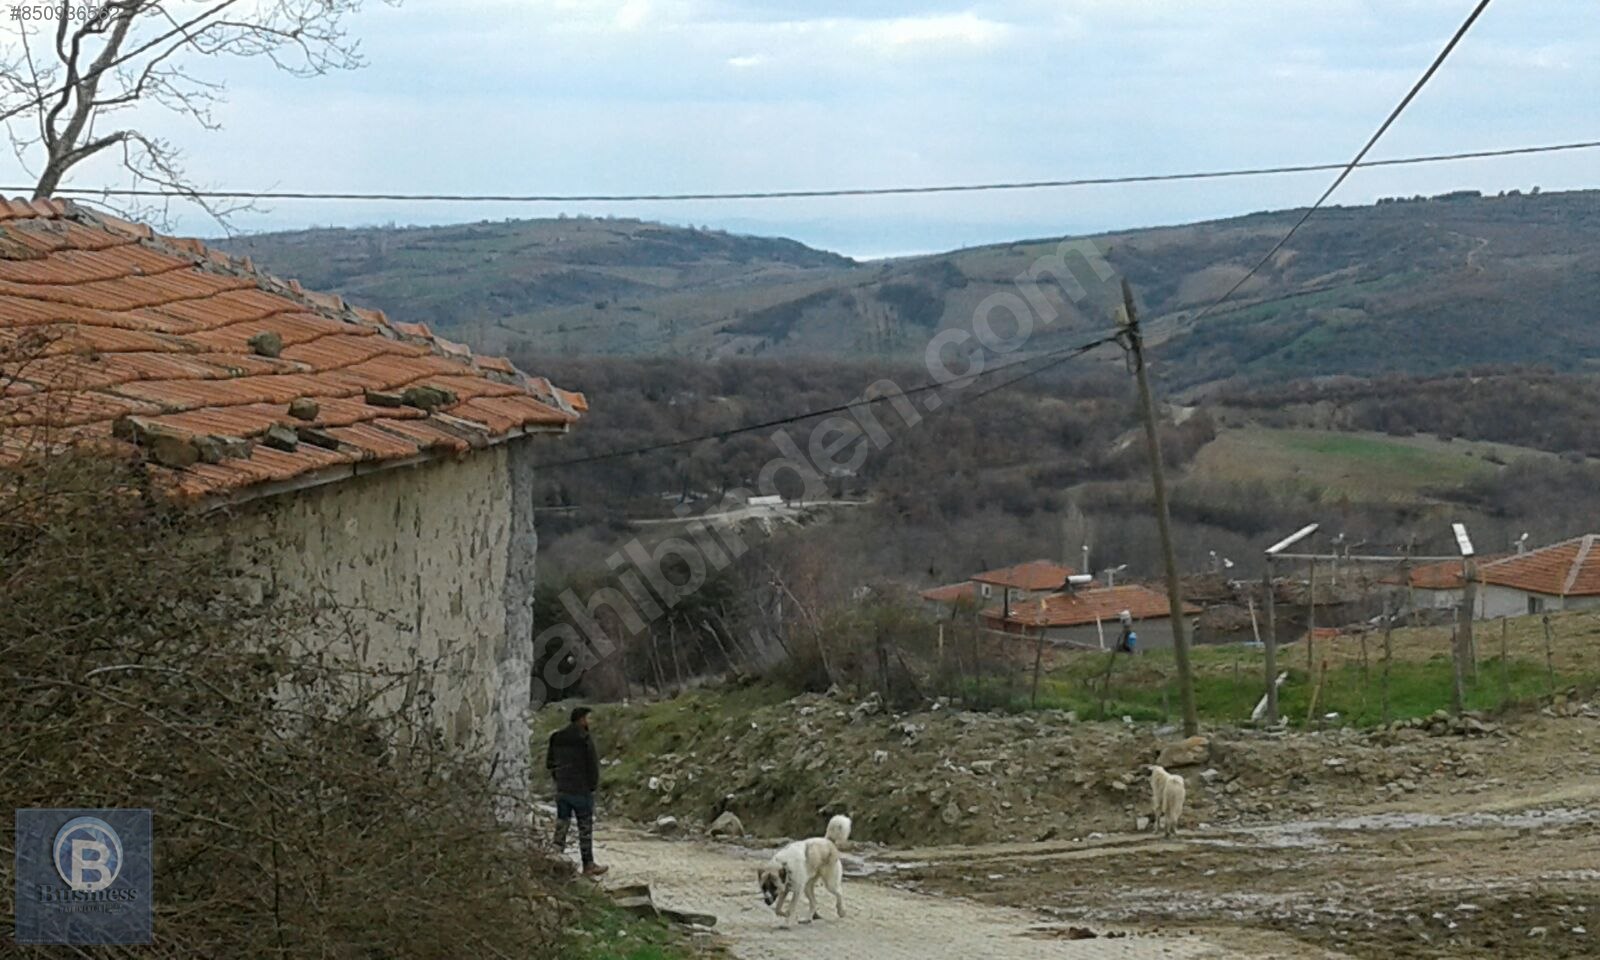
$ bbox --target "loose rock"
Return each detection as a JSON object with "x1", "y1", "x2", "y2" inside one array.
[{"x1": 708, "y1": 811, "x2": 744, "y2": 838}]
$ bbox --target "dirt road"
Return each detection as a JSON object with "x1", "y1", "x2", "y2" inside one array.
[
  {"x1": 596, "y1": 772, "x2": 1600, "y2": 960},
  {"x1": 599, "y1": 829, "x2": 1290, "y2": 959},
  {"x1": 891, "y1": 783, "x2": 1600, "y2": 959}
]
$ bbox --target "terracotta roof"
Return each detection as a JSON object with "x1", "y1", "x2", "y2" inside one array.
[
  {"x1": 970, "y1": 560, "x2": 1078, "y2": 592},
  {"x1": 1385, "y1": 559, "x2": 1471, "y2": 590},
  {"x1": 1477, "y1": 535, "x2": 1600, "y2": 597},
  {"x1": 981, "y1": 584, "x2": 1199, "y2": 629},
  {"x1": 0, "y1": 199, "x2": 584, "y2": 501},
  {"x1": 920, "y1": 581, "x2": 977, "y2": 604}
]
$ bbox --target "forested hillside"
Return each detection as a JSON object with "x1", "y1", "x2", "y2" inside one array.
[
  {"x1": 223, "y1": 190, "x2": 1600, "y2": 390},
  {"x1": 522, "y1": 352, "x2": 1600, "y2": 595}
]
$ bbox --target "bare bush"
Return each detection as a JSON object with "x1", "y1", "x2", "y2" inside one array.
[{"x1": 0, "y1": 444, "x2": 573, "y2": 956}]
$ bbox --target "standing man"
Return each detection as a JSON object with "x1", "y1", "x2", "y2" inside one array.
[{"x1": 546, "y1": 706, "x2": 609, "y2": 877}]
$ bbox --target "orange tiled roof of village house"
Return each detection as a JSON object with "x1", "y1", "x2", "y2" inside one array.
[
  {"x1": 919, "y1": 581, "x2": 978, "y2": 604},
  {"x1": 982, "y1": 584, "x2": 1199, "y2": 629},
  {"x1": 969, "y1": 559, "x2": 1078, "y2": 591},
  {"x1": 0, "y1": 198, "x2": 585, "y2": 501},
  {"x1": 1478, "y1": 535, "x2": 1600, "y2": 597}
]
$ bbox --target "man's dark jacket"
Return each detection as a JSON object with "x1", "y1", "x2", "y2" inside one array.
[{"x1": 546, "y1": 723, "x2": 600, "y2": 795}]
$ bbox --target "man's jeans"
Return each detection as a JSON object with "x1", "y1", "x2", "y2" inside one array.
[{"x1": 554, "y1": 793, "x2": 596, "y2": 866}]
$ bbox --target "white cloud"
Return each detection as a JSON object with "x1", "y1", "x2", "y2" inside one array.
[
  {"x1": 614, "y1": 0, "x2": 653, "y2": 31},
  {"x1": 727, "y1": 53, "x2": 768, "y2": 69},
  {"x1": 851, "y1": 12, "x2": 1011, "y2": 52}
]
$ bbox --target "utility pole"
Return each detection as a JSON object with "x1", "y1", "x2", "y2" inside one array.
[{"x1": 1117, "y1": 278, "x2": 1198, "y2": 737}]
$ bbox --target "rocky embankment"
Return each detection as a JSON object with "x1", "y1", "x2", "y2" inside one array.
[{"x1": 535, "y1": 684, "x2": 1597, "y2": 847}]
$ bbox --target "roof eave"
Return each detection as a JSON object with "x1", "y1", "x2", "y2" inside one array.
[{"x1": 195, "y1": 422, "x2": 567, "y2": 513}]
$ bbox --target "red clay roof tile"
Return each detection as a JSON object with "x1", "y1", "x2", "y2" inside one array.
[
  {"x1": 920, "y1": 581, "x2": 977, "y2": 604},
  {"x1": 0, "y1": 200, "x2": 582, "y2": 501},
  {"x1": 981, "y1": 584, "x2": 1198, "y2": 629},
  {"x1": 1477, "y1": 535, "x2": 1600, "y2": 597},
  {"x1": 970, "y1": 559, "x2": 1079, "y2": 591}
]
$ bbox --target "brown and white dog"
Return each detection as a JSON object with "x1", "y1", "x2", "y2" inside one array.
[{"x1": 757, "y1": 815, "x2": 851, "y2": 925}]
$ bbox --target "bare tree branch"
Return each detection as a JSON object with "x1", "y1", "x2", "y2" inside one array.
[{"x1": 1, "y1": 0, "x2": 396, "y2": 227}]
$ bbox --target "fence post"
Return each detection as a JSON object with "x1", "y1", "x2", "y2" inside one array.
[
  {"x1": 1460, "y1": 558, "x2": 1478, "y2": 687},
  {"x1": 1031, "y1": 632, "x2": 1046, "y2": 708},
  {"x1": 1306, "y1": 657, "x2": 1328, "y2": 726},
  {"x1": 1307, "y1": 557, "x2": 1317, "y2": 675},
  {"x1": 1500, "y1": 617, "x2": 1510, "y2": 706},
  {"x1": 1359, "y1": 628, "x2": 1370, "y2": 722},
  {"x1": 1541, "y1": 614, "x2": 1556, "y2": 694},
  {"x1": 1098, "y1": 648, "x2": 1119, "y2": 720},
  {"x1": 1450, "y1": 625, "x2": 1466, "y2": 715},
  {"x1": 1381, "y1": 600, "x2": 1393, "y2": 725},
  {"x1": 1263, "y1": 560, "x2": 1280, "y2": 723}
]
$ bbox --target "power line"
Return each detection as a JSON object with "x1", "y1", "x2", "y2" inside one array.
[
  {"x1": 10, "y1": 137, "x2": 1593, "y2": 205},
  {"x1": 1181, "y1": 0, "x2": 1497, "y2": 326},
  {"x1": 538, "y1": 330, "x2": 1121, "y2": 469}
]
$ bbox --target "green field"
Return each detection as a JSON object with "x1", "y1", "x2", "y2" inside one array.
[
  {"x1": 1011, "y1": 611, "x2": 1600, "y2": 727},
  {"x1": 1186, "y1": 426, "x2": 1539, "y2": 501}
]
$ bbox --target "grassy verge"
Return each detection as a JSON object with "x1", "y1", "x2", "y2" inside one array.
[
  {"x1": 568, "y1": 891, "x2": 724, "y2": 960},
  {"x1": 1018, "y1": 611, "x2": 1600, "y2": 727},
  {"x1": 540, "y1": 682, "x2": 795, "y2": 800}
]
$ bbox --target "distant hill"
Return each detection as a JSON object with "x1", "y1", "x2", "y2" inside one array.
[
  {"x1": 216, "y1": 216, "x2": 855, "y2": 351},
  {"x1": 219, "y1": 189, "x2": 1600, "y2": 389}
]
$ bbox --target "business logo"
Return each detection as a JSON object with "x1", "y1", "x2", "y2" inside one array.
[
  {"x1": 53, "y1": 816, "x2": 124, "y2": 892},
  {"x1": 14, "y1": 809, "x2": 152, "y2": 944}
]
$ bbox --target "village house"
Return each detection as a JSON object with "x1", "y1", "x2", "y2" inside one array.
[
  {"x1": 920, "y1": 559, "x2": 1078, "y2": 618},
  {"x1": 1395, "y1": 535, "x2": 1600, "y2": 619},
  {"x1": 1389, "y1": 558, "x2": 1482, "y2": 612},
  {"x1": 0, "y1": 198, "x2": 584, "y2": 802},
  {"x1": 980, "y1": 583, "x2": 1201, "y2": 650}
]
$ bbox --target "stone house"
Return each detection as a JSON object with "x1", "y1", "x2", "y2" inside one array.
[{"x1": 0, "y1": 197, "x2": 584, "y2": 803}]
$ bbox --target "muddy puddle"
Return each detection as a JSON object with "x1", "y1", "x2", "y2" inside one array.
[{"x1": 1197, "y1": 806, "x2": 1600, "y2": 849}]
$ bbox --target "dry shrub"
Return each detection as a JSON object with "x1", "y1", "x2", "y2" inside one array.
[{"x1": 0, "y1": 447, "x2": 574, "y2": 957}]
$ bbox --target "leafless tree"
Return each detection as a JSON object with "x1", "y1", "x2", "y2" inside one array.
[{"x1": 0, "y1": 0, "x2": 394, "y2": 226}]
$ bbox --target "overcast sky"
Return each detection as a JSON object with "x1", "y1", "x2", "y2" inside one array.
[{"x1": 6, "y1": 0, "x2": 1597, "y2": 257}]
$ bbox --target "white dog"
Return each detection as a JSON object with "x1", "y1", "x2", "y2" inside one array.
[
  {"x1": 1148, "y1": 765, "x2": 1186, "y2": 837},
  {"x1": 757, "y1": 815, "x2": 851, "y2": 925}
]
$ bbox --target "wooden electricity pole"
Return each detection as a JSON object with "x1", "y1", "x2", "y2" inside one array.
[{"x1": 1118, "y1": 279, "x2": 1198, "y2": 737}]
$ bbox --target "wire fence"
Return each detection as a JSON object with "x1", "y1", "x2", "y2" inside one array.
[{"x1": 918, "y1": 562, "x2": 1599, "y2": 728}]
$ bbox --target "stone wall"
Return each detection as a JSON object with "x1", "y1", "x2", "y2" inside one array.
[{"x1": 230, "y1": 443, "x2": 537, "y2": 811}]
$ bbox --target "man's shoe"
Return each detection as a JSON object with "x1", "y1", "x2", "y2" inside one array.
[{"x1": 582, "y1": 863, "x2": 610, "y2": 878}]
